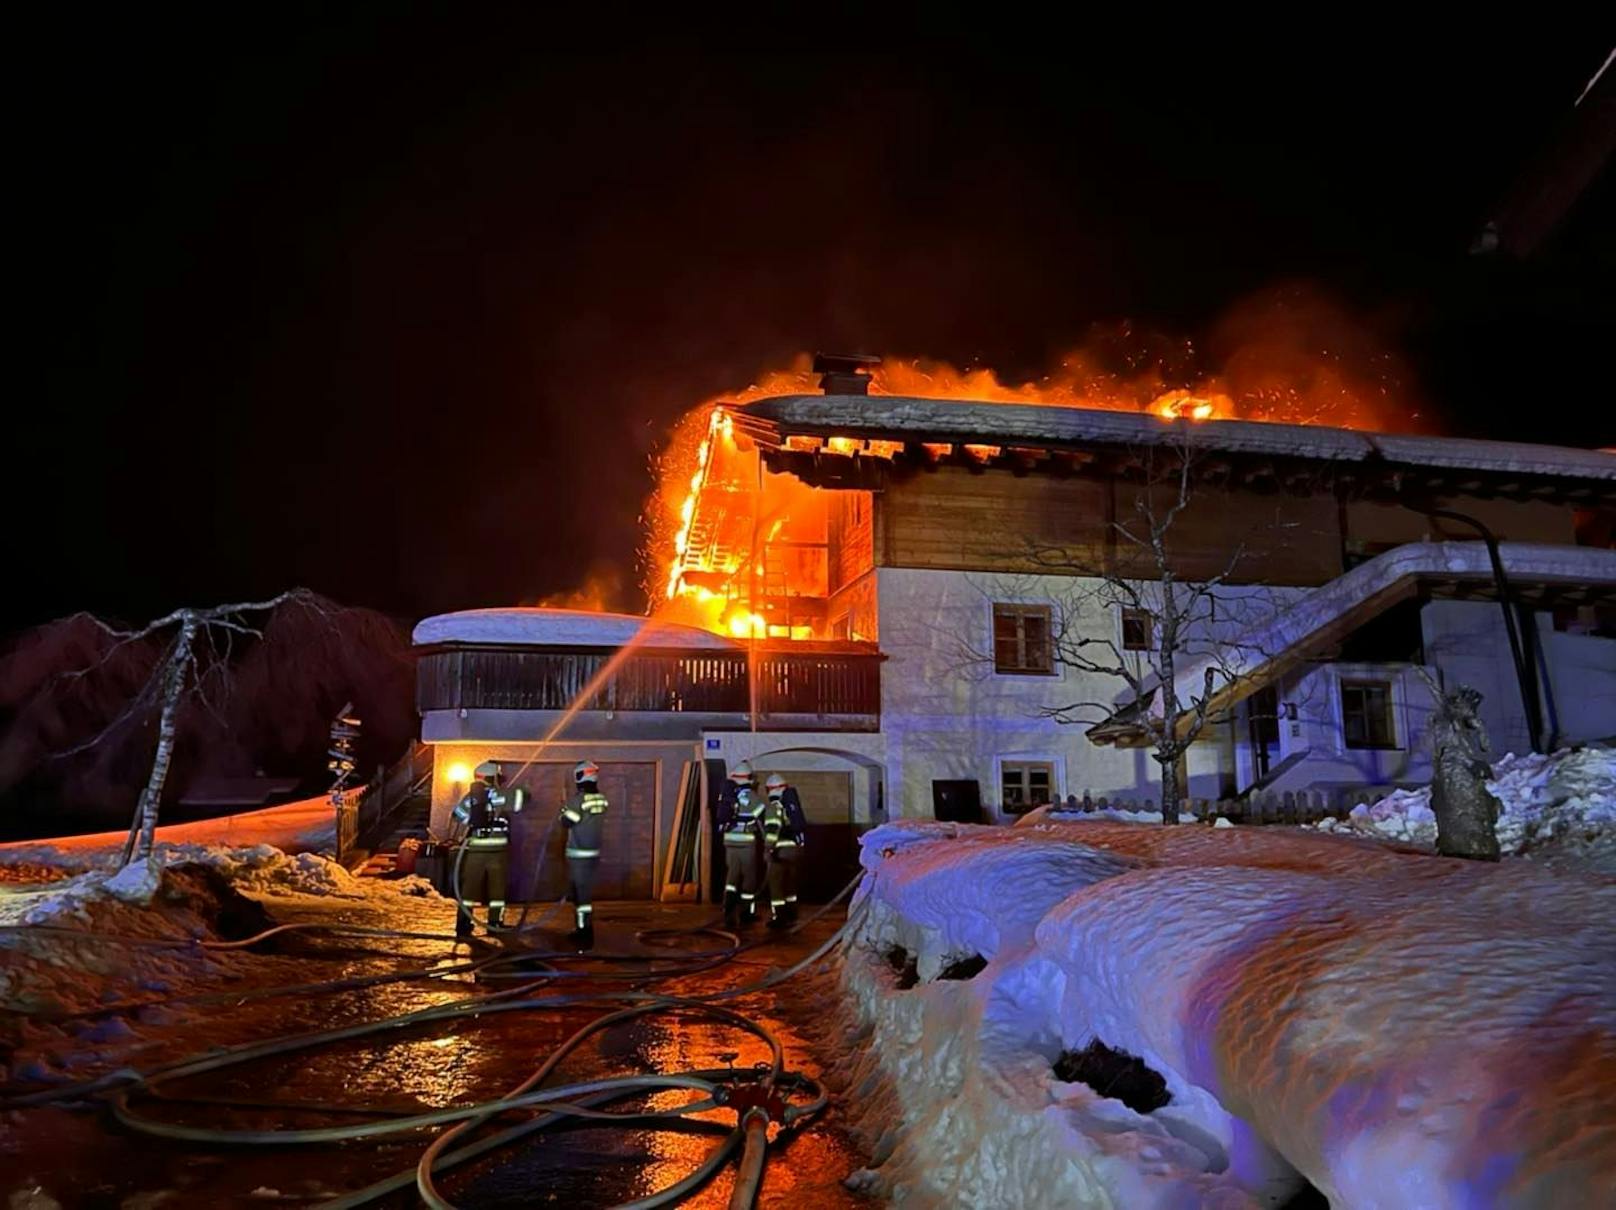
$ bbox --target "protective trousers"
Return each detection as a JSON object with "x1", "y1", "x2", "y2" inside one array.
[
  {"x1": 723, "y1": 841, "x2": 762, "y2": 911},
  {"x1": 767, "y1": 844, "x2": 799, "y2": 911},
  {"x1": 567, "y1": 855, "x2": 599, "y2": 932},
  {"x1": 459, "y1": 847, "x2": 508, "y2": 928}
]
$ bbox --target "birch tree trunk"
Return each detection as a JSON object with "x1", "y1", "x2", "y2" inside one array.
[
  {"x1": 123, "y1": 614, "x2": 198, "y2": 868},
  {"x1": 1158, "y1": 752, "x2": 1182, "y2": 826}
]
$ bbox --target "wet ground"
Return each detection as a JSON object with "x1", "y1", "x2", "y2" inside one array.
[{"x1": 2, "y1": 892, "x2": 873, "y2": 1209}]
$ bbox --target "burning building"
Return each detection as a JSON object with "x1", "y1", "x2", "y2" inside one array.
[{"x1": 413, "y1": 358, "x2": 1616, "y2": 902}]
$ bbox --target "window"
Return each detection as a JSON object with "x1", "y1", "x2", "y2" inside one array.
[
  {"x1": 1340, "y1": 680, "x2": 1397, "y2": 749},
  {"x1": 993, "y1": 604, "x2": 1053, "y2": 674},
  {"x1": 1001, "y1": 762, "x2": 1055, "y2": 813},
  {"x1": 1120, "y1": 608, "x2": 1153, "y2": 652}
]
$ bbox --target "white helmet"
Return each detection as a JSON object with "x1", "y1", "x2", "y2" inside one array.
[
  {"x1": 728, "y1": 760, "x2": 754, "y2": 784},
  {"x1": 574, "y1": 759, "x2": 600, "y2": 784},
  {"x1": 474, "y1": 760, "x2": 502, "y2": 784},
  {"x1": 764, "y1": 773, "x2": 787, "y2": 796}
]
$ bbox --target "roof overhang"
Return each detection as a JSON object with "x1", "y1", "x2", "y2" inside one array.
[{"x1": 727, "y1": 395, "x2": 1616, "y2": 507}]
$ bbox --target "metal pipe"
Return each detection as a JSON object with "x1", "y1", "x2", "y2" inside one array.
[
  {"x1": 1422, "y1": 511, "x2": 1545, "y2": 753},
  {"x1": 727, "y1": 1107, "x2": 771, "y2": 1210}
]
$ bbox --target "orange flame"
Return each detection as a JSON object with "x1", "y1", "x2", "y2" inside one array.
[{"x1": 648, "y1": 341, "x2": 1416, "y2": 634}]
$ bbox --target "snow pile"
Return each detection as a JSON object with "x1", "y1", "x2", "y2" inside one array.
[
  {"x1": 155, "y1": 844, "x2": 365, "y2": 897},
  {"x1": 0, "y1": 840, "x2": 441, "y2": 901},
  {"x1": 1338, "y1": 786, "x2": 1436, "y2": 843},
  {"x1": 1329, "y1": 746, "x2": 1616, "y2": 866},
  {"x1": 855, "y1": 822, "x2": 1139, "y2": 978},
  {"x1": 0, "y1": 863, "x2": 271, "y2": 1021},
  {"x1": 840, "y1": 822, "x2": 1616, "y2": 1206}
]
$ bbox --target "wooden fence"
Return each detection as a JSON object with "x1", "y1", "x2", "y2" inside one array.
[
  {"x1": 1049, "y1": 786, "x2": 1392, "y2": 826},
  {"x1": 334, "y1": 741, "x2": 434, "y2": 865}
]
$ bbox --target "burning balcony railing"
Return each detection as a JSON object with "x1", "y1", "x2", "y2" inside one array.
[{"x1": 416, "y1": 645, "x2": 881, "y2": 726}]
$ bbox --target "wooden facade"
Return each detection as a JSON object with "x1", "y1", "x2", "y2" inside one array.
[
  {"x1": 416, "y1": 645, "x2": 882, "y2": 725},
  {"x1": 872, "y1": 466, "x2": 1348, "y2": 586}
]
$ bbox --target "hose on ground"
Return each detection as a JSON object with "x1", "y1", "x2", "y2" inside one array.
[{"x1": 6, "y1": 868, "x2": 870, "y2": 1206}]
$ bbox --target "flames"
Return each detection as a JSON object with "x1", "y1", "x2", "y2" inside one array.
[{"x1": 649, "y1": 345, "x2": 1414, "y2": 637}]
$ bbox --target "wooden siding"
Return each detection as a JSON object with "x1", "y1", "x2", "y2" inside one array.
[
  {"x1": 828, "y1": 490, "x2": 875, "y2": 594},
  {"x1": 828, "y1": 572, "x2": 879, "y2": 642},
  {"x1": 1344, "y1": 497, "x2": 1576, "y2": 556},
  {"x1": 878, "y1": 467, "x2": 1112, "y2": 574},
  {"x1": 876, "y1": 466, "x2": 1343, "y2": 586}
]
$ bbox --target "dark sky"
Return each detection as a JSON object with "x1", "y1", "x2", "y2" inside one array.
[{"x1": 13, "y1": 11, "x2": 1614, "y2": 633}]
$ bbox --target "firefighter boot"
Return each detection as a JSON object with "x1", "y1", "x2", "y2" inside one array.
[
  {"x1": 767, "y1": 908, "x2": 789, "y2": 931},
  {"x1": 723, "y1": 890, "x2": 740, "y2": 930},
  {"x1": 570, "y1": 919, "x2": 595, "y2": 951},
  {"x1": 487, "y1": 905, "x2": 506, "y2": 931},
  {"x1": 455, "y1": 906, "x2": 474, "y2": 938},
  {"x1": 740, "y1": 896, "x2": 758, "y2": 927}
]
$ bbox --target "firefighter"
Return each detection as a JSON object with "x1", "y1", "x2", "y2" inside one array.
[
  {"x1": 761, "y1": 773, "x2": 806, "y2": 928},
  {"x1": 560, "y1": 759, "x2": 609, "y2": 949},
  {"x1": 716, "y1": 761, "x2": 764, "y2": 928},
  {"x1": 451, "y1": 760, "x2": 526, "y2": 936},
  {"x1": 715, "y1": 760, "x2": 754, "y2": 820}
]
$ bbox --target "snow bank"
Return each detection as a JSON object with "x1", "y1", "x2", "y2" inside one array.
[
  {"x1": 1323, "y1": 746, "x2": 1616, "y2": 870},
  {"x1": 855, "y1": 821, "x2": 1139, "y2": 979},
  {"x1": 842, "y1": 822, "x2": 1616, "y2": 1206},
  {"x1": 0, "y1": 792, "x2": 339, "y2": 862},
  {"x1": 0, "y1": 862, "x2": 274, "y2": 1021}
]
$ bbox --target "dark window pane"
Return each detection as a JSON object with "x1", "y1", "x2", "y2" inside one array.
[
  {"x1": 1341, "y1": 680, "x2": 1395, "y2": 749},
  {"x1": 1121, "y1": 609, "x2": 1152, "y2": 651}
]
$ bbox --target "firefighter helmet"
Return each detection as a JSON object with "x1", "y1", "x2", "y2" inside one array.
[
  {"x1": 765, "y1": 773, "x2": 787, "y2": 797},
  {"x1": 574, "y1": 759, "x2": 601, "y2": 784},
  {"x1": 474, "y1": 760, "x2": 502, "y2": 784},
  {"x1": 728, "y1": 760, "x2": 754, "y2": 784}
]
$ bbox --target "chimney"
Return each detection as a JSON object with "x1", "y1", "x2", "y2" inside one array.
[{"x1": 813, "y1": 352, "x2": 881, "y2": 396}]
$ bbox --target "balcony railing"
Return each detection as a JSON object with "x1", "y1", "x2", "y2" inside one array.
[{"x1": 416, "y1": 646, "x2": 881, "y2": 724}]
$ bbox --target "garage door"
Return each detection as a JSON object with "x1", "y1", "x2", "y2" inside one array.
[{"x1": 505, "y1": 762, "x2": 656, "y2": 901}]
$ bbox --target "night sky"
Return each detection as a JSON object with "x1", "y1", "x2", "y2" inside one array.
[{"x1": 13, "y1": 11, "x2": 1613, "y2": 633}]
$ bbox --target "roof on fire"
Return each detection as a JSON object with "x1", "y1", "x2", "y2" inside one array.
[{"x1": 730, "y1": 395, "x2": 1616, "y2": 485}]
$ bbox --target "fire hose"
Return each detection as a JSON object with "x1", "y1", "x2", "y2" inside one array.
[{"x1": 4, "y1": 869, "x2": 867, "y2": 1208}]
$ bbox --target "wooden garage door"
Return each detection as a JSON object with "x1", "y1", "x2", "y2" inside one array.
[
  {"x1": 775, "y1": 770, "x2": 860, "y2": 903},
  {"x1": 505, "y1": 762, "x2": 656, "y2": 901}
]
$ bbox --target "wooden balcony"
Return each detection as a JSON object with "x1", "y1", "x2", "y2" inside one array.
[{"x1": 416, "y1": 644, "x2": 881, "y2": 731}]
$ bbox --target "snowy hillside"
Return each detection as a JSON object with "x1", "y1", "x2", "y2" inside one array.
[{"x1": 838, "y1": 820, "x2": 1616, "y2": 1207}]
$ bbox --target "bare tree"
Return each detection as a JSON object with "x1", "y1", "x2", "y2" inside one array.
[
  {"x1": 1010, "y1": 428, "x2": 1298, "y2": 823},
  {"x1": 64, "y1": 591, "x2": 321, "y2": 866}
]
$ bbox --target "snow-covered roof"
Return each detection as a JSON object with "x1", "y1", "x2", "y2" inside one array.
[
  {"x1": 736, "y1": 395, "x2": 1616, "y2": 482},
  {"x1": 411, "y1": 607, "x2": 738, "y2": 650}
]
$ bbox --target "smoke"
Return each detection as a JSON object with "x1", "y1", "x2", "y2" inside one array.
[
  {"x1": 1202, "y1": 283, "x2": 1421, "y2": 431},
  {"x1": 524, "y1": 562, "x2": 633, "y2": 614}
]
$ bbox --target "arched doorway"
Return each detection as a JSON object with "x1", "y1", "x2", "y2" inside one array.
[{"x1": 709, "y1": 746, "x2": 882, "y2": 903}]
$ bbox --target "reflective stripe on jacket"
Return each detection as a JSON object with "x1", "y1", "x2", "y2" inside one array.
[{"x1": 562, "y1": 790, "x2": 608, "y2": 858}]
